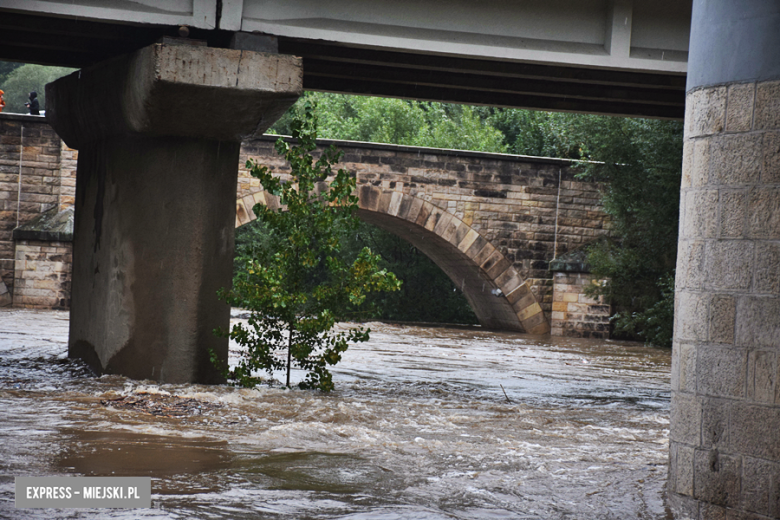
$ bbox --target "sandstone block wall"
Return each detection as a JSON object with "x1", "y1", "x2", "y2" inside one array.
[
  {"x1": 238, "y1": 137, "x2": 611, "y2": 315},
  {"x1": 13, "y1": 240, "x2": 72, "y2": 309},
  {"x1": 0, "y1": 113, "x2": 74, "y2": 297},
  {"x1": 551, "y1": 272, "x2": 611, "y2": 339},
  {"x1": 670, "y1": 79, "x2": 780, "y2": 519},
  {"x1": 0, "y1": 116, "x2": 613, "y2": 328}
]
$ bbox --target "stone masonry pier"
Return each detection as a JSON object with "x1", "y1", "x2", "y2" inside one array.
[{"x1": 669, "y1": 1, "x2": 780, "y2": 518}]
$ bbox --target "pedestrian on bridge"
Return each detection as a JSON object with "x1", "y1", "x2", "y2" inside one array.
[{"x1": 25, "y1": 91, "x2": 39, "y2": 115}]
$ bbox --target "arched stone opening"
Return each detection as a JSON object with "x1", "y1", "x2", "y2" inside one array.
[{"x1": 236, "y1": 185, "x2": 549, "y2": 334}]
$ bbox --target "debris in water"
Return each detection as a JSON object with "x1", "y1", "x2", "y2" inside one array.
[
  {"x1": 100, "y1": 392, "x2": 220, "y2": 418},
  {"x1": 500, "y1": 384, "x2": 512, "y2": 403}
]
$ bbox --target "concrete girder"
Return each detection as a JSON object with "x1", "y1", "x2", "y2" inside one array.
[{"x1": 0, "y1": 0, "x2": 688, "y2": 118}]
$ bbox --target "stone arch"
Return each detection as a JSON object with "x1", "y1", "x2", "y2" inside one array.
[{"x1": 235, "y1": 186, "x2": 549, "y2": 334}]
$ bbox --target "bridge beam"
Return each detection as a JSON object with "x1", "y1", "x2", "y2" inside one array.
[
  {"x1": 46, "y1": 41, "x2": 302, "y2": 383},
  {"x1": 670, "y1": 1, "x2": 780, "y2": 518}
]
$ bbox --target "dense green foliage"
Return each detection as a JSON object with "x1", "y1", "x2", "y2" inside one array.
[
  {"x1": 0, "y1": 62, "x2": 23, "y2": 82},
  {"x1": 574, "y1": 117, "x2": 683, "y2": 346},
  {"x1": 474, "y1": 107, "x2": 590, "y2": 158},
  {"x1": 0, "y1": 63, "x2": 75, "y2": 113},
  {"x1": 269, "y1": 92, "x2": 507, "y2": 152},
  {"x1": 219, "y1": 103, "x2": 400, "y2": 392}
]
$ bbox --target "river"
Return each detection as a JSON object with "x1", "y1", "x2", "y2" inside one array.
[{"x1": 0, "y1": 308, "x2": 672, "y2": 519}]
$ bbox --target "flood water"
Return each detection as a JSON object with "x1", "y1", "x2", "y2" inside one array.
[{"x1": 0, "y1": 308, "x2": 672, "y2": 519}]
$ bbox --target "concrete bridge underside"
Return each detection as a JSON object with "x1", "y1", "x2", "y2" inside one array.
[{"x1": 0, "y1": 0, "x2": 688, "y2": 119}]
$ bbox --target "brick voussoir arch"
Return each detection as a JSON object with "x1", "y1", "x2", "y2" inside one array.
[{"x1": 236, "y1": 185, "x2": 550, "y2": 334}]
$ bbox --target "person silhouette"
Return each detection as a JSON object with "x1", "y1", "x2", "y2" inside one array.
[{"x1": 25, "y1": 91, "x2": 39, "y2": 115}]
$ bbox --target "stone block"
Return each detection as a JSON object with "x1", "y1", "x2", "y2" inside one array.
[
  {"x1": 700, "y1": 502, "x2": 729, "y2": 520},
  {"x1": 448, "y1": 219, "x2": 470, "y2": 247},
  {"x1": 376, "y1": 190, "x2": 394, "y2": 215},
  {"x1": 669, "y1": 491, "x2": 704, "y2": 520},
  {"x1": 457, "y1": 228, "x2": 479, "y2": 253},
  {"x1": 691, "y1": 137, "x2": 711, "y2": 188},
  {"x1": 577, "y1": 293, "x2": 600, "y2": 304},
  {"x1": 682, "y1": 140, "x2": 694, "y2": 189},
  {"x1": 505, "y1": 281, "x2": 530, "y2": 305},
  {"x1": 676, "y1": 239, "x2": 707, "y2": 290},
  {"x1": 697, "y1": 346, "x2": 746, "y2": 398},
  {"x1": 358, "y1": 185, "x2": 381, "y2": 211},
  {"x1": 719, "y1": 190, "x2": 747, "y2": 238},
  {"x1": 516, "y1": 302, "x2": 542, "y2": 321},
  {"x1": 415, "y1": 201, "x2": 433, "y2": 227},
  {"x1": 521, "y1": 307, "x2": 549, "y2": 334},
  {"x1": 676, "y1": 443, "x2": 696, "y2": 496},
  {"x1": 731, "y1": 404, "x2": 780, "y2": 460},
  {"x1": 483, "y1": 252, "x2": 510, "y2": 280},
  {"x1": 726, "y1": 82, "x2": 756, "y2": 133},
  {"x1": 694, "y1": 449, "x2": 741, "y2": 508},
  {"x1": 513, "y1": 291, "x2": 538, "y2": 313},
  {"x1": 741, "y1": 457, "x2": 780, "y2": 518},
  {"x1": 705, "y1": 241, "x2": 753, "y2": 290},
  {"x1": 686, "y1": 86, "x2": 727, "y2": 139},
  {"x1": 701, "y1": 398, "x2": 730, "y2": 449},
  {"x1": 471, "y1": 241, "x2": 495, "y2": 267},
  {"x1": 755, "y1": 80, "x2": 780, "y2": 130},
  {"x1": 711, "y1": 133, "x2": 762, "y2": 186},
  {"x1": 748, "y1": 187, "x2": 780, "y2": 239},
  {"x1": 747, "y1": 350, "x2": 776, "y2": 404},
  {"x1": 671, "y1": 391, "x2": 702, "y2": 445},
  {"x1": 386, "y1": 190, "x2": 403, "y2": 216},
  {"x1": 709, "y1": 294, "x2": 736, "y2": 345},
  {"x1": 495, "y1": 267, "x2": 522, "y2": 295},
  {"x1": 431, "y1": 210, "x2": 454, "y2": 236},
  {"x1": 762, "y1": 131, "x2": 780, "y2": 183},
  {"x1": 674, "y1": 342, "x2": 698, "y2": 393},
  {"x1": 683, "y1": 189, "x2": 719, "y2": 239},
  {"x1": 736, "y1": 296, "x2": 780, "y2": 348},
  {"x1": 676, "y1": 291, "x2": 709, "y2": 342}
]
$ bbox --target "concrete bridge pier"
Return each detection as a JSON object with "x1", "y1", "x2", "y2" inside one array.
[
  {"x1": 45, "y1": 42, "x2": 302, "y2": 383},
  {"x1": 671, "y1": 1, "x2": 780, "y2": 518}
]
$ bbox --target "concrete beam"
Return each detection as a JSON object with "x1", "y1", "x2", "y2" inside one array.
[
  {"x1": 46, "y1": 42, "x2": 302, "y2": 383},
  {"x1": 47, "y1": 42, "x2": 301, "y2": 147}
]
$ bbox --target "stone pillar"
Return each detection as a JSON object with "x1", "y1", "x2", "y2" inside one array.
[
  {"x1": 46, "y1": 42, "x2": 301, "y2": 383},
  {"x1": 670, "y1": 1, "x2": 780, "y2": 518}
]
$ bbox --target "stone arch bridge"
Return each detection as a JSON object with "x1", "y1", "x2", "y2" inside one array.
[
  {"x1": 233, "y1": 137, "x2": 611, "y2": 334},
  {"x1": 0, "y1": 118, "x2": 609, "y2": 336}
]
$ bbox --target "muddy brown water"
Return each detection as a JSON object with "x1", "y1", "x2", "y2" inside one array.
[{"x1": 0, "y1": 308, "x2": 672, "y2": 519}]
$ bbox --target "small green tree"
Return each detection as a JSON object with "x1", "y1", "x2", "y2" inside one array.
[{"x1": 218, "y1": 102, "x2": 401, "y2": 392}]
